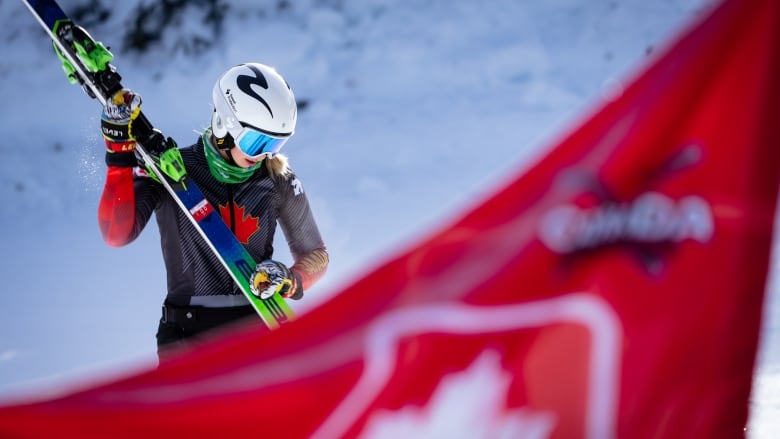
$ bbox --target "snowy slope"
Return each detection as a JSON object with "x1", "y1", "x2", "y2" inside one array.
[{"x1": 0, "y1": 0, "x2": 777, "y2": 436}]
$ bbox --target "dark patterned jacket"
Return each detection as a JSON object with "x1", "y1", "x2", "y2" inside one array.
[{"x1": 98, "y1": 135, "x2": 328, "y2": 307}]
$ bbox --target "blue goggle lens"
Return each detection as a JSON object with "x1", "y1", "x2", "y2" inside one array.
[{"x1": 236, "y1": 129, "x2": 288, "y2": 158}]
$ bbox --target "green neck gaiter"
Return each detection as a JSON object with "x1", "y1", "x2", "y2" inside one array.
[{"x1": 202, "y1": 130, "x2": 262, "y2": 184}]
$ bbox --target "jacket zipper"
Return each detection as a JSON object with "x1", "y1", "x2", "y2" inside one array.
[
  {"x1": 226, "y1": 184, "x2": 236, "y2": 232},
  {"x1": 226, "y1": 184, "x2": 237, "y2": 293}
]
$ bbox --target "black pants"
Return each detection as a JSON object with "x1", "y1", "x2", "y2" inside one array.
[{"x1": 156, "y1": 303, "x2": 259, "y2": 359}]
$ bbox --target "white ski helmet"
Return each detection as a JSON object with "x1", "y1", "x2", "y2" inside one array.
[{"x1": 211, "y1": 63, "x2": 297, "y2": 157}]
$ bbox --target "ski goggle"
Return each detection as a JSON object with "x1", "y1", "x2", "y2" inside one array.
[{"x1": 234, "y1": 127, "x2": 290, "y2": 159}]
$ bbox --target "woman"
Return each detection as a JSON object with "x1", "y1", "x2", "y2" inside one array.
[{"x1": 98, "y1": 63, "x2": 328, "y2": 358}]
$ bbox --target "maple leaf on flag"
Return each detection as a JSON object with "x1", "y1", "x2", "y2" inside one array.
[
  {"x1": 360, "y1": 351, "x2": 557, "y2": 439},
  {"x1": 218, "y1": 202, "x2": 260, "y2": 244}
]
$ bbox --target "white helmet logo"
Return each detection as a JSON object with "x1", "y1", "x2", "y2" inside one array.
[{"x1": 236, "y1": 64, "x2": 274, "y2": 118}]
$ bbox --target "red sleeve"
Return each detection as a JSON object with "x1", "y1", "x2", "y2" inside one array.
[
  {"x1": 98, "y1": 166, "x2": 137, "y2": 247},
  {"x1": 291, "y1": 248, "x2": 329, "y2": 291}
]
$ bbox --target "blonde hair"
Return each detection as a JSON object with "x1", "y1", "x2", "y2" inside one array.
[{"x1": 265, "y1": 153, "x2": 292, "y2": 178}]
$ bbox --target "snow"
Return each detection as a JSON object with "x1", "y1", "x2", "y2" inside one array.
[{"x1": 0, "y1": 0, "x2": 777, "y2": 436}]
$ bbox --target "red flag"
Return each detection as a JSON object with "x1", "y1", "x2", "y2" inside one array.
[{"x1": 1, "y1": 0, "x2": 779, "y2": 437}]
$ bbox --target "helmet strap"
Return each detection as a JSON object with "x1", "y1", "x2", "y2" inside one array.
[
  {"x1": 202, "y1": 129, "x2": 261, "y2": 184},
  {"x1": 214, "y1": 133, "x2": 235, "y2": 151},
  {"x1": 210, "y1": 131, "x2": 238, "y2": 166}
]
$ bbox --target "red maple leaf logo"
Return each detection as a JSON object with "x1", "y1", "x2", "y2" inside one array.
[{"x1": 218, "y1": 202, "x2": 260, "y2": 244}]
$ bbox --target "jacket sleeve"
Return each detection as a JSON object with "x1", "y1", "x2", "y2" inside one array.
[
  {"x1": 277, "y1": 172, "x2": 329, "y2": 291},
  {"x1": 98, "y1": 166, "x2": 161, "y2": 247}
]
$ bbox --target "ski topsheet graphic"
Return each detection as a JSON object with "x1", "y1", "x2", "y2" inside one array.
[{"x1": 21, "y1": 0, "x2": 295, "y2": 329}]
